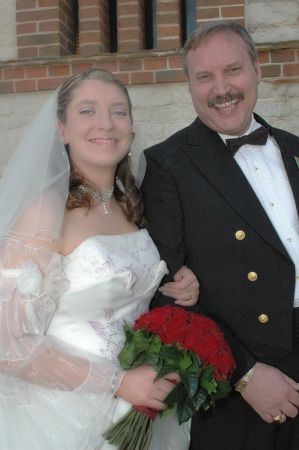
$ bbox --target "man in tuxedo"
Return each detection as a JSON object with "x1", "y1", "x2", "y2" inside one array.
[{"x1": 141, "y1": 20, "x2": 299, "y2": 449}]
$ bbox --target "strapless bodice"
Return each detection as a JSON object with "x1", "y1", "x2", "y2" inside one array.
[{"x1": 47, "y1": 230, "x2": 168, "y2": 362}]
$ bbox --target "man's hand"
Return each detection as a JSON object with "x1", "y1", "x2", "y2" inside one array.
[{"x1": 241, "y1": 362, "x2": 299, "y2": 423}]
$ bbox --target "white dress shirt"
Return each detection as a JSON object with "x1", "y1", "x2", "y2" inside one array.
[{"x1": 219, "y1": 116, "x2": 299, "y2": 307}]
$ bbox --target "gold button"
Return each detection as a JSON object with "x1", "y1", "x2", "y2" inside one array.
[
  {"x1": 235, "y1": 230, "x2": 245, "y2": 240},
  {"x1": 259, "y1": 314, "x2": 269, "y2": 323},
  {"x1": 248, "y1": 272, "x2": 258, "y2": 281},
  {"x1": 287, "y1": 238, "x2": 291, "y2": 242}
]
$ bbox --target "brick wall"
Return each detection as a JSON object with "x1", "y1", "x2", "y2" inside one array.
[
  {"x1": 16, "y1": 0, "x2": 74, "y2": 58},
  {"x1": 1, "y1": 0, "x2": 295, "y2": 96},
  {"x1": 1, "y1": 43, "x2": 298, "y2": 95},
  {"x1": 0, "y1": 0, "x2": 299, "y2": 174}
]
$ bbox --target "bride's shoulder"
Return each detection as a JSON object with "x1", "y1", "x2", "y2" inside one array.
[{"x1": 13, "y1": 189, "x2": 66, "y2": 253}]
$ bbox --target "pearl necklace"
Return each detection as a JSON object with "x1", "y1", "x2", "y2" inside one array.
[{"x1": 79, "y1": 185, "x2": 114, "y2": 215}]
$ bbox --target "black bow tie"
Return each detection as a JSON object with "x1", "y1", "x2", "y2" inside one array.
[{"x1": 226, "y1": 126, "x2": 269, "y2": 156}]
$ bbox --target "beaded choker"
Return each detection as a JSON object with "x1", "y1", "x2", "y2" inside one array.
[{"x1": 79, "y1": 185, "x2": 114, "y2": 215}]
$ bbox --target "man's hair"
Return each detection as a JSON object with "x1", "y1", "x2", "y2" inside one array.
[{"x1": 183, "y1": 20, "x2": 258, "y2": 79}]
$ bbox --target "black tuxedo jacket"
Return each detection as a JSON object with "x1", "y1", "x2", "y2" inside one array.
[{"x1": 142, "y1": 114, "x2": 299, "y2": 383}]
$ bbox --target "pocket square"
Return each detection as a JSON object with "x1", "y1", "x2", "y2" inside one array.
[{"x1": 294, "y1": 156, "x2": 299, "y2": 168}]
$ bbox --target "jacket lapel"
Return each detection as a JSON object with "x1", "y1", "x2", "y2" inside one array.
[{"x1": 181, "y1": 117, "x2": 292, "y2": 260}]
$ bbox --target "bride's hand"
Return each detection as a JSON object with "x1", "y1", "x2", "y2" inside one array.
[
  {"x1": 115, "y1": 364, "x2": 180, "y2": 409},
  {"x1": 159, "y1": 266, "x2": 200, "y2": 306}
]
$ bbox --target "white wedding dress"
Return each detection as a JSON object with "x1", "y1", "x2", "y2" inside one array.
[{"x1": 0, "y1": 229, "x2": 190, "y2": 449}]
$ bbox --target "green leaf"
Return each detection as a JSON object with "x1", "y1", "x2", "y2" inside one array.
[
  {"x1": 212, "y1": 381, "x2": 232, "y2": 399},
  {"x1": 155, "y1": 363, "x2": 177, "y2": 381},
  {"x1": 158, "y1": 345, "x2": 183, "y2": 362},
  {"x1": 163, "y1": 382, "x2": 185, "y2": 407},
  {"x1": 201, "y1": 365, "x2": 215, "y2": 380},
  {"x1": 159, "y1": 404, "x2": 176, "y2": 421},
  {"x1": 200, "y1": 379, "x2": 217, "y2": 394},
  {"x1": 176, "y1": 396, "x2": 195, "y2": 424},
  {"x1": 179, "y1": 350, "x2": 192, "y2": 371},
  {"x1": 180, "y1": 370, "x2": 199, "y2": 398},
  {"x1": 191, "y1": 388, "x2": 207, "y2": 411}
]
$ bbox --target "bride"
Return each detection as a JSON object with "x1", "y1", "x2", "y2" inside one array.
[{"x1": 0, "y1": 68, "x2": 199, "y2": 449}]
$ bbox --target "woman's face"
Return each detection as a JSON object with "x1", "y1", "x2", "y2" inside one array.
[{"x1": 59, "y1": 78, "x2": 132, "y2": 172}]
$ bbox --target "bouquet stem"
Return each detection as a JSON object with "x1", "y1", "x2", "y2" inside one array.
[{"x1": 102, "y1": 407, "x2": 155, "y2": 450}]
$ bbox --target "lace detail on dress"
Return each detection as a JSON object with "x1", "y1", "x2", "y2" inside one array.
[{"x1": 63, "y1": 229, "x2": 162, "y2": 295}]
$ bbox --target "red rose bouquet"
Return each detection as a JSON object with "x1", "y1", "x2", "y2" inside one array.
[{"x1": 102, "y1": 305, "x2": 235, "y2": 450}]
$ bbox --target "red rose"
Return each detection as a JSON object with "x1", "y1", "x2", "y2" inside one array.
[
  {"x1": 209, "y1": 349, "x2": 236, "y2": 380},
  {"x1": 196, "y1": 335, "x2": 219, "y2": 363}
]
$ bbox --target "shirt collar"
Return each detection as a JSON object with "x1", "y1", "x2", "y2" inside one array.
[{"x1": 218, "y1": 115, "x2": 261, "y2": 145}]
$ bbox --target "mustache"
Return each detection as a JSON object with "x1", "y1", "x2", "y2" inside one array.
[{"x1": 208, "y1": 93, "x2": 244, "y2": 107}]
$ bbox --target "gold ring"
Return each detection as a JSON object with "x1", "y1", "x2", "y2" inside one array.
[
  {"x1": 273, "y1": 413, "x2": 284, "y2": 423},
  {"x1": 188, "y1": 291, "x2": 193, "y2": 300}
]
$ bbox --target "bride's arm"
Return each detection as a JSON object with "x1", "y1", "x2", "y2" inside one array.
[
  {"x1": 158, "y1": 266, "x2": 200, "y2": 306},
  {"x1": 0, "y1": 239, "x2": 176, "y2": 408}
]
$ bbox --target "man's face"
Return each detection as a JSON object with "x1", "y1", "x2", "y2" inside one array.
[{"x1": 187, "y1": 31, "x2": 262, "y2": 136}]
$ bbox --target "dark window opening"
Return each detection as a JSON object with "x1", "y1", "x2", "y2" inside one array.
[
  {"x1": 182, "y1": 0, "x2": 197, "y2": 46},
  {"x1": 72, "y1": 0, "x2": 79, "y2": 54},
  {"x1": 145, "y1": 1, "x2": 153, "y2": 49},
  {"x1": 109, "y1": 0, "x2": 117, "y2": 53}
]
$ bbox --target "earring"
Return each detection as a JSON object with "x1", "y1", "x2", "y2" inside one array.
[{"x1": 128, "y1": 146, "x2": 132, "y2": 157}]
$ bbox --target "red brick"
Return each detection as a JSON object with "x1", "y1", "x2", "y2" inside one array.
[
  {"x1": 196, "y1": 8, "x2": 220, "y2": 20},
  {"x1": 283, "y1": 63, "x2": 299, "y2": 77},
  {"x1": 117, "y1": 4, "x2": 139, "y2": 16},
  {"x1": 156, "y1": 69, "x2": 185, "y2": 83},
  {"x1": 79, "y1": 0, "x2": 101, "y2": 6},
  {"x1": 0, "y1": 82, "x2": 14, "y2": 94},
  {"x1": 261, "y1": 65, "x2": 281, "y2": 78},
  {"x1": 94, "y1": 61, "x2": 118, "y2": 72},
  {"x1": 157, "y1": 24, "x2": 181, "y2": 37},
  {"x1": 221, "y1": 6, "x2": 244, "y2": 17},
  {"x1": 79, "y1": 20, "x2": 102, "y2": 32},
  {"x1": 17, "y1": 0, "x2": 36, "y2": 9},
  {"x1": 157, "y1": 38, "x2": 181, "y2": 49},
  {"x1": 169, "y1": 56, "x2": 183, "y2": 69},
  {"x1": 79, "y1": 7, "x2": 100, "y2": 19},
  {"x1": 39, "y1": 45, "x2": 63, "y2": 57},
  {"x1": 38, "y1": 76, "x2": 69, "y2": 91},
  {"x1": 118, "y1": 41, "x2": 144, "y2": 52},
  {"x1": 18, "y1": 47, "x2": 38, "y2": 58},
  {"x1": 119, "y1": 60, "x2": 142, "y2": 72},
  {"x1": 17, "y1": 9, "x2": 60, "y2": 22},
  {"x1": 39, "y1": 21, "x2": 60, "y2": 32},
  {"x1": 17, "y1": 23, "x2": 37, "y2": 34},
  {"x1": 79, "y1": 32, "x2": 102, "y2": 44},
  {"x1": 271, "y1": 50, "x2": 295, "y2": 63},
  {"x1": 258, "y1": 51, "x2": 270, "y2": 64},
  {"x1": 114, "y1": 72, "x2": 130, "y2": 85},
  {"x1": 0, "y1": 70, "x2": 3, "y2": 81},
  {"x1": 118, "y1": 28, "x2": 143, "y2": 41},
  {"x1": 144, "y1": 59, "x2": 168, "y2": 70},
  {"x1": 15, "y1": 79, "x2": 36, "y2": 92},
  {"x1": 71, "y1": 63, "x2": 95, "y2": 74},
  {"x1": 38, "y1": 0, "x2": 60, "y2": 6},
  {"x1": 26, "y1": 66, "x2": 48, "y2": 78},
  {"x1": 79, "y1": 44, "x2": 103, "y2": 57},
  {"x1": 49, "y1": 65, "x2": 71, "y2": 76},
  {"x1": 131, "y1": 71, "x2": 154, "y2": 84},
  {"x1": 18, "y1": 33, "x2": 60, "y2": 47},
  {"x1": 156, "y1": 1, "x2": 180, "y2": 13},
  {"x1": 156, "y1": 13, "x2": 180, "y2": 25},
  {"x1": 4, "y1": 68, "x2": 25, "y2": 80}
]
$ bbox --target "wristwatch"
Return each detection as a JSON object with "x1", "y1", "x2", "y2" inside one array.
[{"x1": 235, "y1": 366, "x2": 255, "y2": 393}]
